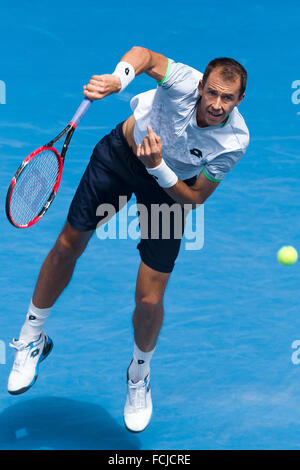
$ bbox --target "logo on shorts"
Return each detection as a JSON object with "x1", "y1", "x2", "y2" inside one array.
[
  {"x1": 190, "y1": 148, "x2": 202, "y2": 158},
  {"x1": 125, "y1": 68, "x2": 130, "y2": 75}
]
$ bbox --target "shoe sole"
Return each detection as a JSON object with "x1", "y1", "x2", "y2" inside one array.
[
  {"x1": 8, "y1": 337, "x2": 53, "y2": 396},
  {"x1": 123, "y1": 405, "x2": 153, "y2": 433},
  {"x1": 123, "y1": 418, "x2": 152, "y2": 434}
]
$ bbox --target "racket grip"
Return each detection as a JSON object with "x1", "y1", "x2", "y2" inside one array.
[{"x1": 70, "y1": 98, "x2": 92, "y2": 127}]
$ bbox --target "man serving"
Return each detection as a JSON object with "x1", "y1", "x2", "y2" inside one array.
[{"x1": 8, "y1": 46, "x2": 249, "y2": 433}]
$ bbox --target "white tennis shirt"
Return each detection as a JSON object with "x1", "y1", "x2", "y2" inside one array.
[{"x1": 130, "y1": 59, "x2": 249, "y2": 182}]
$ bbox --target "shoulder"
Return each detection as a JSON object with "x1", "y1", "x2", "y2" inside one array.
[
  {"x1": 227, "y1": 107, "x2": 250, "y2": 151},
  {"x1": 158, "y1": 60, "x2": 203, "y2": 95}
]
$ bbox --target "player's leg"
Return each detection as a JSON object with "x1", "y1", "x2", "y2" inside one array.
[
  {"x1": 16, "y1": 220, "x2": 94, "y2": 343},
  {"x1": 124, "y1": 198, "x2": 180, "y2": 433},
  {"x1": 32, "y1": 221, "x2": 94, "y2": 309},
  {"x1": 7, "y1": 222, "x2": 94, "y2": 395},
  {"x1": 8, "y1": 123, "x2": 133, "y2": 395},
  {"x1": 124, "y1": 173, "x2": 197, "y2": 432}
]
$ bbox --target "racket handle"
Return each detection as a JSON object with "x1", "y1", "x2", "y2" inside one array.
[{"x1": 70, "y1": 98, "x2": 92, "y2": 127}]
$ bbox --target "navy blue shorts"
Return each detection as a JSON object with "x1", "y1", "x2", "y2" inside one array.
[{"x1": 67, "y1": 122, "x2": 197, "y2": 273}]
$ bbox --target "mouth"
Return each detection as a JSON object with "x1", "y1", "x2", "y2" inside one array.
[{"x1": 207, "y1": 110, "x2": 223, "y2": 120}]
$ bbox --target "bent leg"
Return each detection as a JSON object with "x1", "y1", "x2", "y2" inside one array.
[
  {"x1": 32, "y1": 221, "x2": 94, "y2": 308},
  {"x1": 133, "y1": 261, "x2": 171, "y2": 352}
]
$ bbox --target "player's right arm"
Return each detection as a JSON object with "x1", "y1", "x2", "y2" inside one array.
[
  {"x1": 120, "y1": 46, "x2": 169, "y2": 82},
  {"x1": 83, "y1": 46, "x2": 168, "y2": 100}
]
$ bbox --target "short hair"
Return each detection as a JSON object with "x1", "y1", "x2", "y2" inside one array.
[{"x1": 202, "y1": 58, "x2": 247, "y2": 97}]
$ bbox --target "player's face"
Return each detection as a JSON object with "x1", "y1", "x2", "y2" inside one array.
[{"x1": 197, "y1": 68, "x2": 245, "y2": 127}]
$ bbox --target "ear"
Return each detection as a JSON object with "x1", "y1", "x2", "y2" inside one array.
[
  {"x1": 236, "y1": 92, "x2": 245, "y2": 107},
  {"x1": 198, "y1": 79, "x2": 203, "y2": 95}
]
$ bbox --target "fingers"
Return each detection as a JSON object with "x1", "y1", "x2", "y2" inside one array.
[
  {"x1": 137, "y1": 127, "x2": 163, "y2": 162},
  {"x1": 83, "y1": 83, "x2": 106, "y2": 100},
  {"x1": 83, "y1": 74, "x2": 121, "y2": 100},
  {"x1": 141, "y1": 126, "x2": 161, "y2": 155},
  {"x1": 147, "y1": 125, "x2": 161, "y2": 145},
  {"x1": 137, "y1": 144, "x2": 143, "y2": 158},
  {"x1": 143, "y1": 135, "x2": 152, "y2": 155},
  {"x1": 137, "y1": 127, "x2": 162, "y2": 169}
]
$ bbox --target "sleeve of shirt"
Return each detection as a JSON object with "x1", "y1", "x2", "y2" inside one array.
[
  {"x1": 157, "y1": 59, "x2": 203, "y2": 97},
  {"x1": 203, "y1": 150, "x2": 245, "y2": 182}
]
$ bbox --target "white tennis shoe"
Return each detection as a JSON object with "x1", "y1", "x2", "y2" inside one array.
[
  {"x1": 124, "y1": 372, "x2": 152, "y2": 433},
  {"x1": 8, "y1": 331, "x2": 53, "y2": 395}
]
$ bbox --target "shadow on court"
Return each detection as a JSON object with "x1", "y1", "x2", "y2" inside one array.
[{"x1": 0, "y1": 396, "x2": 141, "y2": 450}]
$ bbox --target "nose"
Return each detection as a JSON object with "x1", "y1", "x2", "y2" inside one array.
[{"x1": 212, "y1": 96, "x2": 222, "y2": 111}]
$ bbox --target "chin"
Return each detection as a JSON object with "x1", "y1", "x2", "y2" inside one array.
[
  {"x1": 208, "y1": 119, "x2": 222, "y2": 126},
  {"x1": 207, "y1": 113, "x2": 226, "y2": 126}
]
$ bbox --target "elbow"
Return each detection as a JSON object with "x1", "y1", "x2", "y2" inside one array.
[
  {"x1": 130, "y1": 45, "x2": 146, "y2": 52},
  {"x1": 130, "y1": 45, "x2": 150, "y2": 56},
  {"x1": 197, "y1": 194, "x2": 206, "y2": 205},
  {"x1": 191, "y1": 199, "x2": 204, "y2": 209},
  {"x1": 181, "y1": 195, "x2": 204, "y2": 209},
  {"x1": 190, "y1": 190, "x2": 206, "y2": 207}
]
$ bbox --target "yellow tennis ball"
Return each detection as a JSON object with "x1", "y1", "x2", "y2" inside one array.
[{"x1": 277, "y1": 246, "x2": 298, "y2": 265}]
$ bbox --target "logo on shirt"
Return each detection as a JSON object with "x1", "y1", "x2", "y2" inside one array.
[{"x1": 190, "y1": 148, "x2": 203, "y2": 158}]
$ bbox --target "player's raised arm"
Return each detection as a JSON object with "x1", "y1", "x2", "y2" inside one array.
[
  {"x1": 83, "y1": 46, "x2": 169, "y2": 101},
  {"x1": 120, "y1": 46, "x2": 169, "y2": 81}
]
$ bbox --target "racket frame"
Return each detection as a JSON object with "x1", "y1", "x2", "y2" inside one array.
[
  {"x1": 6, "y1": 124, "x2": 75, "y2": 228},
  {"x1": 6, "y1": 97, "x2": 91, "y2": 228}
]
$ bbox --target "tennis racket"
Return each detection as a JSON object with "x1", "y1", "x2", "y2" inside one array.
[{"x1": 6, "y1": 98, "x2": 92, "y2": 228}]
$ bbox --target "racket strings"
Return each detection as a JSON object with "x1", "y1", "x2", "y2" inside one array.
[{"x1": 10, "y1": 149, "x2": 60, "y2": 226}]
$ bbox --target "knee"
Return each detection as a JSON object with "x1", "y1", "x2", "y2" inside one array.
[
  {"x1": 52, "y1": 234, "x2": 87, "y2": 261},
  {"x1": 135, "y1": 292, "x2": 163, "y2": 313}
]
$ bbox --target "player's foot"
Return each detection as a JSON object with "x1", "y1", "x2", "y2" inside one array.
[
  {"x1": 8, "y1": 331, "x2": 53, "y2": 395},
  {"x1": 124, "y1": 370, "x2": 152, "y2": 433}
]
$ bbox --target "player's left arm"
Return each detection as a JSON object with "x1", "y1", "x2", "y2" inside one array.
[
  {"x1": 164, "y1": 172, "x2": 220, "y2": 206},
  {"x1": 137, "y1": 125, "x2": 220, "y2": 207}
]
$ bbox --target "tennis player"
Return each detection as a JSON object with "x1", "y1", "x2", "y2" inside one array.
[{"x1": 8, "y1": 46, "x2": 249, "y2": 433}]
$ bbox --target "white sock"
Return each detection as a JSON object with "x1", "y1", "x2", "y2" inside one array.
[
  {"x1": 19, "y1": 300, "x2": 51, "y2": 343},
  {"x1": 128, "y1": 343, "x2": 155, "y2": 383}
]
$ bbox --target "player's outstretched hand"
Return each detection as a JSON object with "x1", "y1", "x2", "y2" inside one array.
[
  {"x1": 83, "y1": 74, "x2": 121, "y2": 100},
  {"x1": 137, "y1": 125, "x2": 162, "y2": 169}
]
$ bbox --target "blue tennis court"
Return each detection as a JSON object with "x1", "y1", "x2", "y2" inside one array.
[{"x1": 1, "y1": 0, "x2": 300, "y2": 450}]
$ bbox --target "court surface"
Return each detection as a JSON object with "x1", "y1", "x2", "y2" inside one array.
[{"x1": 1, "y1": 0, "x2": 300, "y2": 450}]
